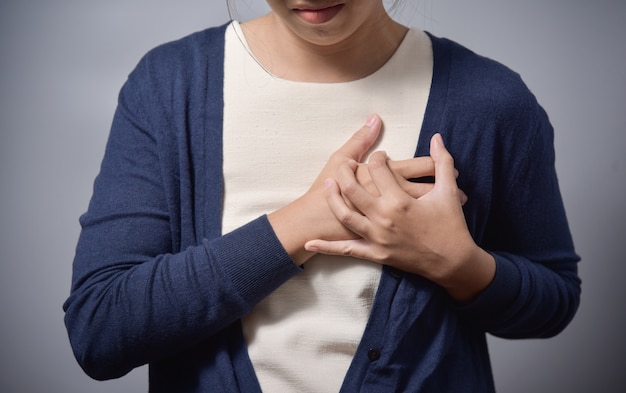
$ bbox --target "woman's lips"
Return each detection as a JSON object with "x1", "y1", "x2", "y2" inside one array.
[{"x1": 294, "y1": 4, "x2": 345, "y2": 24}]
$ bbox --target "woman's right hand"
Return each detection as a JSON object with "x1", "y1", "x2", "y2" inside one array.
[{"x1": 268, "y1": 115, "x2": 437, "y2": 265}]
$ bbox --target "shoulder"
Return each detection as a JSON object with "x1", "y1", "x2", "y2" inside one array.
[
  {"x1": 425, "y1": 32, "x2": 550, "y2": 157},
  {"x1": 116, "y1": 23, "x2": 229, "y2": 125},
  {"x1": 130, "y1": 22, "x2": 229, "y2": 84},
  {"x1": 421, "y1": 34, "x2": 555, "y2": 182},
  {"x1": 427, "y1": 33, "x2": 539, "y2": 120}
]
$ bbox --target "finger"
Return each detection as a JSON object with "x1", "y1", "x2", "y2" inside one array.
[
  {"x1": 335, "y1": 162, "x2": 378, "y2": 217},
  {"x1": 355, "y1": 163, "x2": 381, "y2": 197},
  {"x1": 324, "y1": 177, "x2": 370, "y2": 236},
  {"x1": 387, "y1": 156, "x2": 461, "y2": 180},
  {"x1": 387, "y1": 156, "x2": 435, "y2": 180},
  {"x1": 304, "y1": 238, "x2": 369, "y2": 259},
  {"x1": 430, "y1": 134, "x2": 459, "y2": 193},
  {"x1": 367, "y1": 151, "x2": 407, "y2": 200},
  {"x1": 357, "y1": 164, "x2": 436, "y2": 199},
  {"x1": 335, "y1": 114, "x2": 382, "y2": 162}
]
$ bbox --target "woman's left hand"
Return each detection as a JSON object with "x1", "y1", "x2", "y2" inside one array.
[{"x1": 305, "y1": 133, "x2": 496, "y2": 302}]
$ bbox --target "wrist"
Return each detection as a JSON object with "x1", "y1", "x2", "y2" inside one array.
[
  {"x1": 267, "y1": 197, "x2": 317, "y2": 266},
  {"x1": 440, "y1": 244, "x2": 496, "y2": 304}
]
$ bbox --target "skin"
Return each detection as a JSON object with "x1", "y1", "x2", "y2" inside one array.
[
  {"x1": 241, "y1": 0, "x2": 408, "y2": 82},
  {"x1": 305, "y1": 135, "x2": 496, "y2": 303},
  {"x1": 245, "y1": 1, "x2": 496, "y2": 303},
  {"x1": 268, "y1": 115, "x2": 436, "y2": 264}
]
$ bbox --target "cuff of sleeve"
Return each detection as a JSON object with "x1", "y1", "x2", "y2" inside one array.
[
  {"x1": 206, "y1": 215, "x2": 302, "y2": 309},
  {"x1": 457, "y1": 252, "x2": 522, "y2": 322}
]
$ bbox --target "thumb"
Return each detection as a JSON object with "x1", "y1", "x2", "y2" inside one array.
[
  {"x1": 430, "y1": 133, "x2": 457, "y2": 190},
  {"x1": 337, "y1": 114, "x2": 382, "y2": 162}
]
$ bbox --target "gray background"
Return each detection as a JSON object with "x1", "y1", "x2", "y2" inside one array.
[{"x1": 1, "y1": 0, "x2": 624, "y2": 392}]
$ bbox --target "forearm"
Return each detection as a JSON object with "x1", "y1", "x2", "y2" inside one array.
[
  {"x1": 268, "y1": 186, "x2": 365, "y2": 266},
  {"x1": 267, "y1": 196, "x2": 318, "y2": 266},
  {"x1": 64, "y1": 216, "x2": 300, "y2": 380}
]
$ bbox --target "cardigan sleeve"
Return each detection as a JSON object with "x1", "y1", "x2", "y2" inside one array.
[
  {"x1": 422, "y1": 35, "x2": 582, "y2": 338},
  {"x1": 455, "y1": 88, "x2": 581, "y2": 339},
  {"x1": 63, "y1": 33, "x2": 301, "y2": 380}
]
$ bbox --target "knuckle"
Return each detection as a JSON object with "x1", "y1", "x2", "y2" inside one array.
[
  {"x1": 343, "y1": 244, "x2": 358, "y2": 257},
  {"x1": 369, "y1": 152, "x2": 387, "y2": 169},
  {"x1": 389, "y1": 195, "x2": 411, "y2": 213},
  {"x1": 342, "y1": 181, "x2": 360, "y2": 198},
  {"x1": 380, "y1": 217, "x2": 396, "y2": 231},
  {"x1": 337, "y1": 210, "x2": 354, "y2": 226},
  {"x1": 441, "y1": 154, "x2": 455, "y2": 166}
]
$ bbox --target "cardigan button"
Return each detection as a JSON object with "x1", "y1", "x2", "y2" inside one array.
[{"x1": 367, "y1": 348, "x2": 381, "y2": 362}]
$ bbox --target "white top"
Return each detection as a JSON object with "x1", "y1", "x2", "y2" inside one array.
[{"x1": 222, "y1": 21, "x2": 433, "y2": 392}]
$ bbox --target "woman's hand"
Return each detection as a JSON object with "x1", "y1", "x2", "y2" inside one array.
[
  {"x1": 268, "y1": 115, "x2": 380, "y2": 265},
  {"x1": 267, "y1": 115, "x2": 437, "y2": 266},
  {"x1": 305, "y1": 133, "x2": 495, "y2": 302}
]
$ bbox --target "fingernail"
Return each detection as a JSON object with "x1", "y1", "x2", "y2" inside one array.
[
  {"x1": 365, "y1": 114, "x2": 378, "y2": 128},
  {"x1": 435, "y1": 133, "x2": 445, "y2": 147},
  {"x1": 305, "y1": 243, "x2": 319, "y2": 252}
]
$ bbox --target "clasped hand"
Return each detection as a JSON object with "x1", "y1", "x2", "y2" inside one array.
[
  {"x1": 268, "y1": 115, "x2": 494, "y2": 301},
  {"x1": 306, "y1": 132, "x2": 474, "y2": 283}
]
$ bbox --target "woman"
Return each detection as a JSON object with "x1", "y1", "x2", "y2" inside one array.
[{"x1": 63, "y1": 1, "x2": 581, "y2": 392}]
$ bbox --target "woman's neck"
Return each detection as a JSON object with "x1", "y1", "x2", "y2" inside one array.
[{"x1": 241, "y1": 13, "x2": 408, "y2": 83}]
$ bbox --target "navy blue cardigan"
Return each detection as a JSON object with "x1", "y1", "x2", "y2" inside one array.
[{"x1": 64, "y1": 23, "x2": 581, "y2": 392}]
